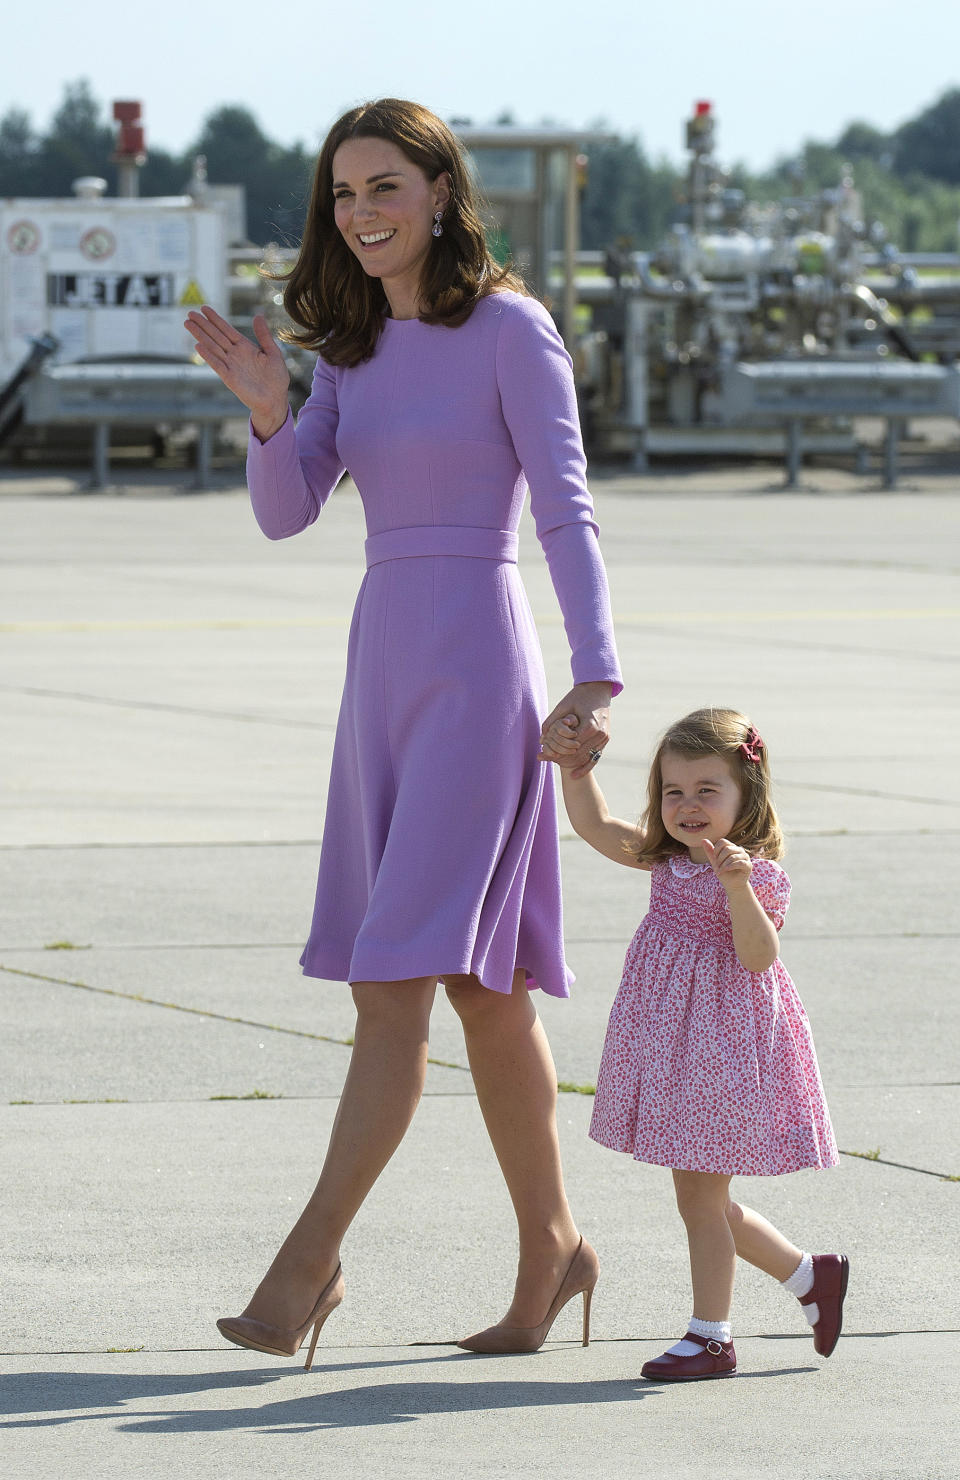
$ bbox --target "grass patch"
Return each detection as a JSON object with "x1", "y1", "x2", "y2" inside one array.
[
  {"x1": 209, "y1": 1090, "x2": 283, "y2": 1101},
  {"x1": 43, "y1": 941, "x2": 90, "y2": 951},
  {"x1": 106, "y1": 1346, "x2": 145, "y2": 1353},
  {"x1": 558, "y1": 1080, "x2": 597, "y2": 1095},
  {"x1": 64, "y1": 1098, "x2": 128, "y2": 1104},
  {"x1": 845, "y1": 1147, "x2": 881, "y2": 1161}
]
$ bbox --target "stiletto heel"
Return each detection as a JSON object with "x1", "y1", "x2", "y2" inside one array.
[
  {"x1": 303, "y1": 1304, "x2": 336, "y2": 1372},
  {"x1": 457, "y1": 1236, "x2": 599, "y2": 1354},
  {"x1": 217, "y1": 1263, "x2": 344, "y2": 1369}
]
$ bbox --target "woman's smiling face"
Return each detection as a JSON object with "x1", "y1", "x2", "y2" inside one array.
[
  {"x1": 659, "y1": 749, "x2": 743, "y2": 860},
  {"x1": 331, "y1": 136, "x2": 449, "y2": 311}
]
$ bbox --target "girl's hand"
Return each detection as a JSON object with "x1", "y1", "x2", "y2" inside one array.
[
  {"x1": 701, "y1": 837, "x2": 753, "y2": 893},
  {"x1": 184, "y1": 307, "x2": 290, "y2": 439},
  {"x1": 539, "y1": 683, "x2": 611, "y2": 778},
  {"x1": 540, "y1": 712, "x2": 580, "y2": 758}
]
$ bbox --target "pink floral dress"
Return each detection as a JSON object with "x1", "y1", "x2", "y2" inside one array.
[{"x1": 589, "y1": 855, "x2": 839, "y2": 1176}]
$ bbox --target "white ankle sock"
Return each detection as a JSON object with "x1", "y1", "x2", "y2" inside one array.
[
  {"x1": 666, "y1": 1315, "x2": 732, "y2": 1356},
  {"x1": 781, "y1": 1251, "x2": 819, "y2": 1325}
]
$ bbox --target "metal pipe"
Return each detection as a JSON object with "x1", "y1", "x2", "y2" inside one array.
[
  {"x1": 634, "y1": 256, "x2": 711, "y2": 302},
  {"x1": 785, "y1": 420, "x2": 802, "y2": 489},
  {"x1": 563, "y1": 146, "x2": 578, "y2": 353},
  {"x1": 882, "y1": 418, "x2": 902, "y2": 489},
  {"x1": 90, "y1": 423, "x2": 109, "y2": 491},
  {"x1": 847, "y1": 283, "x2": 920, "y2": 362}
]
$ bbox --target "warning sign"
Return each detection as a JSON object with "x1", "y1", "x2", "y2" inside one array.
[
  {"x1": 1, "y1": 195, "x2": 226, "y2": 376},
  {"x1": 8, "y1": 219, "x2": 40, "y2": 255},
  {"x1": 47, "y1": 273, "x2": 175, "y2": 308},
  {"x1": 80, "y1": 227, "x2": 116, "y2": 262}
]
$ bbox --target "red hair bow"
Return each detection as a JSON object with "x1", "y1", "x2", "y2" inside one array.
[{"x1": 740, "y1": 725, "x2": 764, "y2": 764}]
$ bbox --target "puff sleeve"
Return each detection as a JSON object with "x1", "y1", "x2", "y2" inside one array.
[{"x1": 749, "y1": 859, "x2": 792, "y2": 931}]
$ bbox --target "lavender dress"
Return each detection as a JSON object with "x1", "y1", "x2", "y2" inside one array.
[{"x1": 246, "y1": 291, "x2": 622, "y2": 996}]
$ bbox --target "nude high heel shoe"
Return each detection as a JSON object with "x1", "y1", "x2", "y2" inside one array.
[
  {"x1": 456, "y1": 1237, "x2": 599, "y2": 1354},
  {"x1": 216, "y1": 1264, "x2": 344, "y2": 1370}
]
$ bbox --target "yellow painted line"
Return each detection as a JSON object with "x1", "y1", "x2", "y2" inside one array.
[
  {"x1": 610, "y1": 607, "x2": 960, "y2": 624},
  {"x1": 0, "y1": 617, "x2": 350, "y2": 633},
  {"x1": 2, "y1": 606, "x2": 959, "y2": 634}
]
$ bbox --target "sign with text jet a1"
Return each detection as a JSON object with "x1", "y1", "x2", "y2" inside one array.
[{"x1": 47, "y1": 273, "x2": 175, "y2": 308}]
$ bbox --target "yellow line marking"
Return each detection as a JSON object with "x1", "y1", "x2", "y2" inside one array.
[
  {"x1": 1, "y1": 606, "x2": 959, "y2": 635},
  {"x1": 0, "y1": 617, "x2": 350, "y2": 633},
  {"x1": 612, "y1": 607, "x2": 960, "y2": 624}
]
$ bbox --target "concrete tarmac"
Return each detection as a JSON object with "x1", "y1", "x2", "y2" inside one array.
[{"x1": 1, "y1": 457, "x2": 958, "y2": 1478}]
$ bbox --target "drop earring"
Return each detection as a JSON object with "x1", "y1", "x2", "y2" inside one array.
[{"x1": 432, "y1": 210, "x2": 444, "y2": 238}]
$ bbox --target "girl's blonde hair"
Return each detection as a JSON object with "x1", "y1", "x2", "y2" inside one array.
[{"x1": 633, "y1": 708, "x2": 784, "y2": 865}]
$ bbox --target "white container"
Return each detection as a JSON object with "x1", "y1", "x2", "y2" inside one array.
[{"x1": 0, "y1": 194, "x2": 227, "y2": 382}]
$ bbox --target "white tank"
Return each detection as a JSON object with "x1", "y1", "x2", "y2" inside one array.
[
  {"x1": 693, "y1": 231, "x2": 775, "y2": 278},
  {"x1": 0, "y1": 193, "x2": 227, "y2": 381}
]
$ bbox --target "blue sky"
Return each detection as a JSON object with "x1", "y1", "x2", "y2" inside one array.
[{"x1": 5, "y1": 0, "x2": 959, "y2": 170}]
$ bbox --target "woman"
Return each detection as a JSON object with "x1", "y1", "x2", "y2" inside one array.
[{"x1": 186, "y1": 97, "x2": 622, "y2": 1368}]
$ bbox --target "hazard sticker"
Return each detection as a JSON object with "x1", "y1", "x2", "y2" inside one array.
[
  {"x1": 179, "y1": 279, "x2": 205, "y2": 306},
  {"x1": 81, "y1": 227, "x2": 116, "y2": 261},
  {"x1": 7, "y1": 219, "x2": 40, "y2": 255}
]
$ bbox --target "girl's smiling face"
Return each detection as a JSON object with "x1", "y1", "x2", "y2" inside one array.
[
  {"x1": 331, "y1": 136, "x2": 449, "y2": 315},
  {"x1": 660, "y1": 749, "x2": 744, "y2": 861}
]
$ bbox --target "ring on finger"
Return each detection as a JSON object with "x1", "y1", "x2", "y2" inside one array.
[{"x1": 588, "y1": 748, "x2": 602, "y2": 763}]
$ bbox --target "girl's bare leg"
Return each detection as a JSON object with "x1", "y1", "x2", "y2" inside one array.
[
  {"x1": 238, "y1": 976, "x2": 437, "y2": 1329},
  {"x1": 672, "y1": 1170, "x2": 737, "y2": 1322},
  {"x1": 726, "y1": 1198, "x2": 804, "y2": 1281},
  {"x1": 445, "y1": 969, "x2": 581, "y2": 1326}
]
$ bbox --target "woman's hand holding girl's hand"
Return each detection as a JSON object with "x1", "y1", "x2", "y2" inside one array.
[
  {"x1": 701, "y1": 837, "x2": 753, "y2": 893},
  {"x1": 539, "y1": 682, "x2": 612, "y2": 779},
  {"x1": 184, "y1": 307, "x2": 290, "y2": 440}
]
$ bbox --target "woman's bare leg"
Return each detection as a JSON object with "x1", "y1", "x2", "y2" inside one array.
[
  {"x1": 238, "y1": 976, "x2": 437, "y2": 1329},
  {"x1": 726, "y1": 1197, "x2": 804, "y2": 1281},
  {"x1": 672, "y1": 1170, "x2": 737, "y2": 1322},
  {"x1": 445, "y1": 969, "x2": 581, "y2": 1326}
]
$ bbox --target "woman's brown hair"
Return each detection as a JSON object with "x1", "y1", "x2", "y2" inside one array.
[
  {"x1": 633, "y1": 708, "x2": 784, "y2": 866},
  {"x1": 275, "y1": 98, "x2": 528, "y2": 367}
]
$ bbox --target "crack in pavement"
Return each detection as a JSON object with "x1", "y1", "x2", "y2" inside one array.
[
  {"x1": 0, "y1": 963, "x2": 470, "y2": 1077},
  {"x1": 3, "y1": 964, "x2": 955, "y2": 1181},
  {"x1": 0, "y1": 683, "x2": 335, "y2": 732}
]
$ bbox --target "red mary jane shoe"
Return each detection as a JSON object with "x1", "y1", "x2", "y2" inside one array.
[
  {"x1": 801, "y1": 1253, "x2": 849, "y2": 1357},
  {"x1": 641, "y1": 1330, "x2": 737, "y2": 1382}
]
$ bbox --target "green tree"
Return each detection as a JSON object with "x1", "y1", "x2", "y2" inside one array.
[
  {"x1": 752, "y1": 142, "x2": 960, "y2": 253},
  {"x1": 39, "y1": 79, "x2": 115, "y2": 193},
  {"x1": 190, "y1": 104, "x2": 312, "y2": 243},
  {"x1": 0, "y1": 107, "x2": 39, "y2": 194},
  {"x1": 140, "y1": 146, "x2": 190, "y2": 197},
  {"x1": 894, "y1": 88, "x2": 960, "y2": 184},
  {"x1": 579, "y1": 134, "x2": 679, "y2": 250},
  {"x1": 835, "y1": 120, "x2": 891, "y2": 164}
]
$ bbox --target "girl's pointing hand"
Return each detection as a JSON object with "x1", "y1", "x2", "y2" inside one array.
[{"x1": 701, "y1": 836, "x2": 753, "y2": 892}]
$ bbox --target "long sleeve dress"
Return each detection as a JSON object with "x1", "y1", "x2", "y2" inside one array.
[{"x1": 246, "y1": 289, "x2": 622, "y2": 997}]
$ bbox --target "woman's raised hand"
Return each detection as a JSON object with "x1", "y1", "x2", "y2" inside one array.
[{"x1": 184, "y1": 307, "x2": 290, "y2": 440}]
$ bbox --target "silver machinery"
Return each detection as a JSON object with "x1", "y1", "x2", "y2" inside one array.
[{"x1": 573, "y1": 103, "x2": 960, "y2": 481}]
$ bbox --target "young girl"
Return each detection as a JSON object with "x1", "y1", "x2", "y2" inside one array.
[{"x1": 551, "y1": 706, "x2": 847, "y2": 1381}]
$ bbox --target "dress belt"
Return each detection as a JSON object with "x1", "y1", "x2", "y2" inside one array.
[{"x1": 364, "y1": 525, "x2": 519, "y2": 569}]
